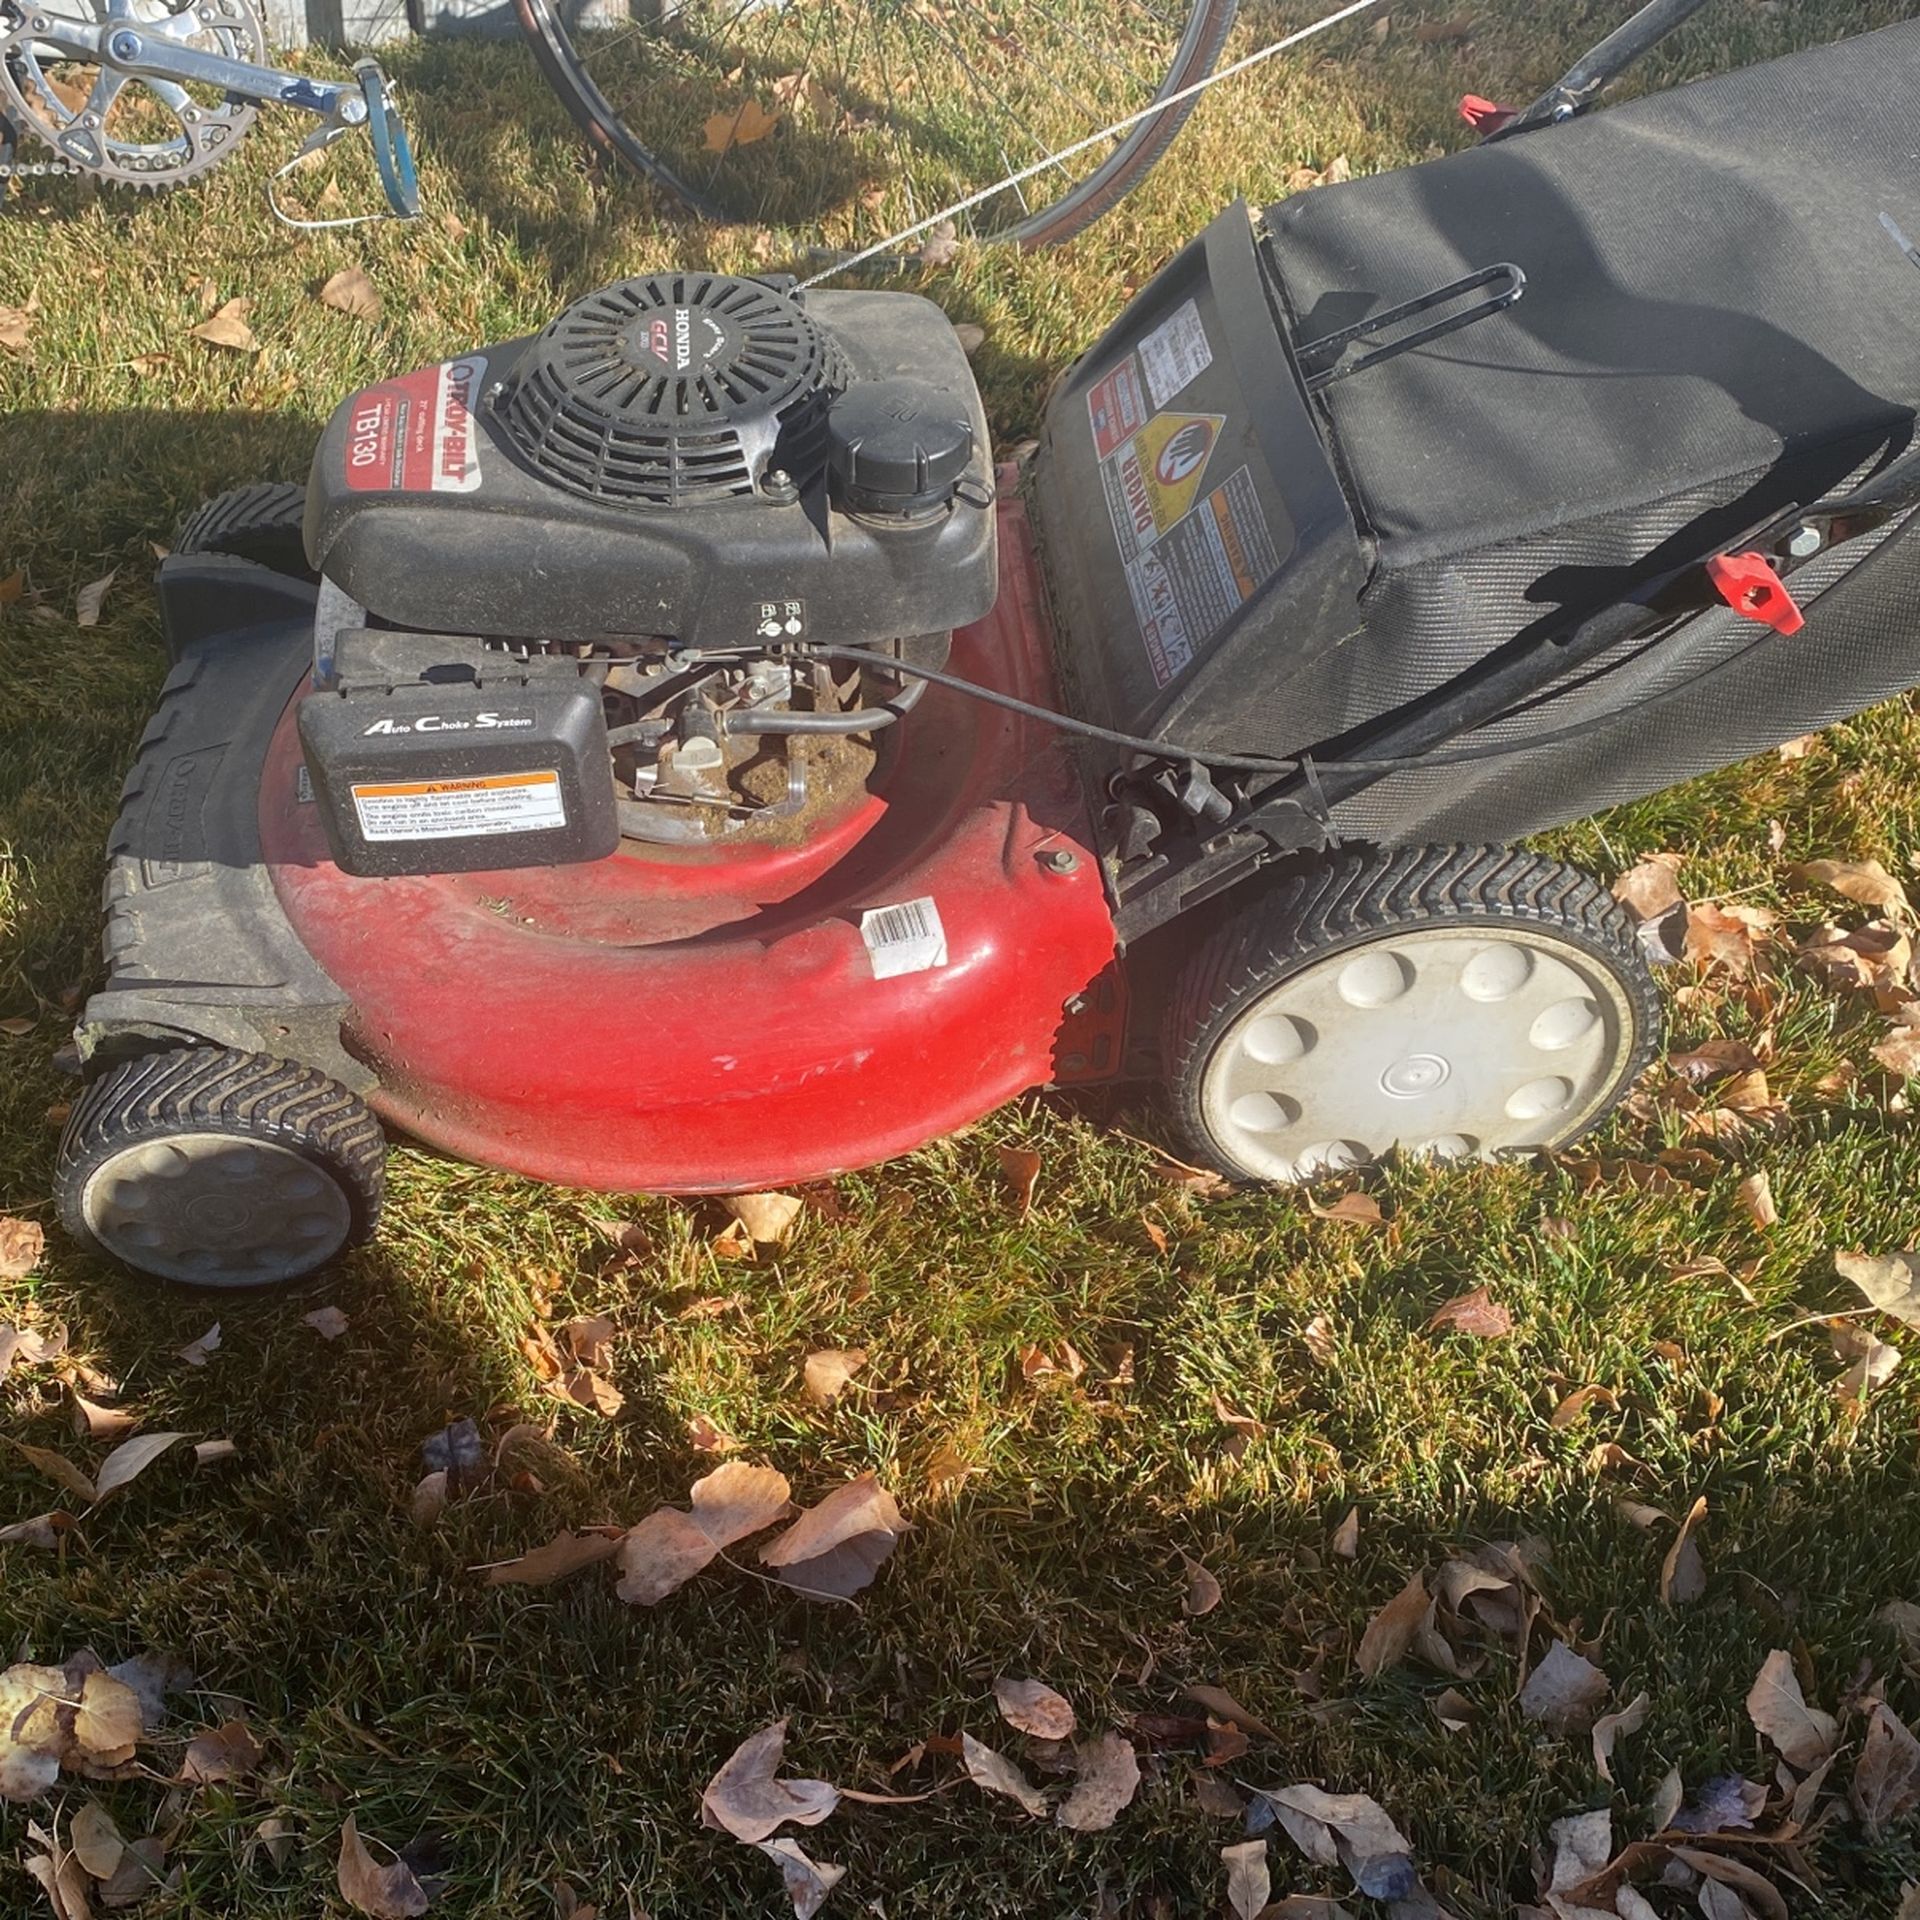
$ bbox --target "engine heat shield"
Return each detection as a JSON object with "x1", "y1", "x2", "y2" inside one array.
[{"x1": 304, "y1": 283, "x2": 996, "y2": 650}]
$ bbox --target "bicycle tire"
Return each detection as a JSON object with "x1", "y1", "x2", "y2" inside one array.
[{"x1": 514, "y1": 0, "x2": 1240, "y2": 249}]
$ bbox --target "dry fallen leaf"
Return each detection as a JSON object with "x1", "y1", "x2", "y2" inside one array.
[
  {"x1": 923, "y1": 1444, "x2": 978, "y2": 1496},
  {"x1": 1301, "y1": 1313, "x2": 1337, "y2": 1366},
  {"x1": 1257, "y1": 1785, "x2": 1416, "y2": 1901},
  {"x1": 1793, "y1": 857, "x2": 1911, "y2": 917},
  {"x1": 1182, "y1": 1555, "x2": 1223, "y2": 1617},
  {"x1": 963, "y1": 1731, "x2": 1050, "y2": 1817},
  {"x1": 410, "y1": 1470, "x2": 448, "y2": 1530},
  {"x1": 190, "y1": 298, "x2": 259, "y2": 353},
  {"x1": 72, "y1": 1798, "x2": 126, "y2": 1879},
  {"x1": 952, "y1": 321, "x2": 986, "y2": 356},
  {"x1": 802, "y1": 1348, "x2": 867, "y2": 1405},
  {"x1": 303, "y1": 1305, "x2": 350, "y2": 1340},
  {"x1": 1686, "y1": 902, "x2": 1776, "y2": 977},
  {"x1": 992, "y1": 1677, "x2": 1075, "y2": 1741},
  {"x1": 178, "y1": 1323, "x2": 222, "y2": 1367},
  {"x1": 75, "y1": 571, "x2": 117, "y2": 628},
  {"x1": 727, "y1": 1191, "x2": 803, "y2": 1245},
  {"x1": 758, "y1": 1471, "x2": 907, "y2": 1599},
  {"x1": 1735, "y1": 1170, "x2": 1778, "y2": 1229},
  {"x1": 71, "y1": 1668, "x2": 143, "y2": 1762},
  {"x1": 996, "y1": 1144, "x2": 1042, "y2": 1212},
  {"x1": 1055, "y1": 1730, "x2": 1141, "y2": 1832},
  {"x1": 1832, "y1": 1320, "x2": 1901, "y2": 1403},
  {"x1": 0, "y1": 303, "x2": 34, "y2": 354},
  {"x1": 193, "y1": 1439, "x2": 239, "y2": 1468},
  {"x1": 0, "y1": 1216, "x2": 47, "y2": 1279},
  {"x1": 337, "y1": 1815, "x2": 432, "y2": 1918},
  {"x1": 1660, "y1": 1493, "x2": 1709, "y2": 1605},
  {"x1": 10, "y1": 1440, "x2": 99, "y2": 1505},
  {"x1": 757, "y1": 1836, "x2": 844, "y2": 1920},
  {"x1": 1424, "y1": 1286, "x2": 1513, "y2": 1338},
  {"x1": 70, "y1": 1392, "x2": 136, "y2": 1440},
  {"x1": 1745, "y1": 1649, "x2": 1836, "y2": 1770},
  {"x1": 1330, "y1": 1507, "x2": 1360, "y2": 1558},
  {"x1": 616, "y1": 1461, "x2": 791, "y2": 1605},
  {"x1": 1613, "y1": 854, "x2": 1685, "y2": 920},
  {"x1": 180, "y1": 1717, "x2": 262, "y2": 1786},
  {"x1": 0, "y1": 1512, "x2": 73, "y2": 1550},
  {"x1": 2, "y1": 1318, "x2": 64, "y2": 1377},
  {"x1": 1310, "y1": 1190, "x2": 1384, "y2": 1226},
  {"x1": 704, "y1": 98, "x2": 780, "y2": 152},
  {"x1": 485, "y1": 1528, "x2": 624, "y2": 1587},
  {"x1": 1222, "y1": 1839, "x2": 1270, "y2": 1920},
  {"x1": 1837, "y1": 1249, "x2": 1920, "y2": 1329},
  {"x1": 1356, "y1": 1571, "x2": 1430, "y2": 1679},
  {"x1": 320, "y1": 265, "x2": 383, "y2": 323},
  {"x1": 1519, "y1": 1639, "x2": 1611, "y2": 1733},
  {"x1": 1854, "y1": 1701, "x2": 1920, "y2": 1835},
  {"x1": 702, "y1": 1721, "x2": 838, "y2": 1843},
  {"x1": 918, "y1": 219, "x2": 960, "y2": 267},
  {"x1": 94, "y1": 1431, "x2": 186, "y2": 1501},
  {"x1": 1591, "y1": 1691, "x2": 1649, "y2": 1782}
]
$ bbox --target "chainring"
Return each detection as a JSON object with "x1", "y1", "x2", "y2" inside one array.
[{"x1": 0, "y1": 0, "x2": 262, "y2": 189}]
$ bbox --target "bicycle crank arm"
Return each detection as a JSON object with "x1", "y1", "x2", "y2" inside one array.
[{"x1": 71, "y1": 23, "x2": 363, "y2": 121}]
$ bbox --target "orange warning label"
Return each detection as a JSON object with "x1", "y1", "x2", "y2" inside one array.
[{"x1": 351, "y1": 769, "x2": 566, "y2": 842}]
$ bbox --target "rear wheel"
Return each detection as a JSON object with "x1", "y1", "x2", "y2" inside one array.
[
  {"x1": 1164, "y1": 846, "x2": 1660, "y2": 1184},
  {"x1": 173, "y1": 481, "x2": 312, "y2": 581},
  {"x1": 56, "y1": 1047, "x2": 385, "y2": 1287},
  {"x1": 514, "y1": 0, "x2": 1240, "y2": 249}
]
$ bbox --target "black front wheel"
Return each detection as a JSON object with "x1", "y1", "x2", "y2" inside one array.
[
  {"x1": 56, "y1": 1047, "x2": 386, "y2": 1288},
  {"x1": 1163, "y1": 846, "x2": 1662, "y2": 1184},
  {"x1": 173, "y1": 482, "x2": 313, "y2": 582}
]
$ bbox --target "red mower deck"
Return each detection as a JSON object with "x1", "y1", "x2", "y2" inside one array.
[{"x1": 260, "y1": 491, "x2": 1118, "y2": 1192}]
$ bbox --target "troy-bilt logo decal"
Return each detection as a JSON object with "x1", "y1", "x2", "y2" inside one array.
[
  {"x1": 361, "y1": 711, "x2": 534, "y2": 735},
  {"x1": 344, "y1": 354, "x2": 489, "y2": 494}
]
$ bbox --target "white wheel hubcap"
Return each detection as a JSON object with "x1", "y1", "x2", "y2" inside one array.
[
  {"x1": 1199, "y1": 927, "x2": 1634, "y2": 1183},
  {"x1": 81, "y1": 1131, "x2": 351, "y2": 1286}
]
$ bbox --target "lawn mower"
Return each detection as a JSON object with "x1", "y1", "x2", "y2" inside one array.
[{"x1": 55, "y1": 8, "x2": 1920, "y2": 1286}]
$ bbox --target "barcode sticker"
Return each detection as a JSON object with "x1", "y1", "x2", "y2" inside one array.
[{"x1": 859, "y1": 896, "x2": 949, "y2": 980}]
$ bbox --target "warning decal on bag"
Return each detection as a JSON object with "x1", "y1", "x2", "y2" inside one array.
[
  {"x1": 1099, "y1": 410, "x2": 1225, "y2": 561},
  {"x1": 1086, "y1": 355, "x2": 1150, "y2": 460},
  {"x1": 1137, "y1": 299, "x2": 1213, "y2": 407},
  {"x1": 344, "y1": 354, "x2": 488, "y2": 494},
  {"x1": 1126, "y1": 466, "x2": 1282, "y2": 688},
  {"x1": 351, "y1": 769, "x2": 565, "y2": 842},
  {"x1": 859, "y1": 896, "x2": 949, "y2": 980}
]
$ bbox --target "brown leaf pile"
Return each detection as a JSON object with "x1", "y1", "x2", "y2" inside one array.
[
  {"x1": 1354, "y1": 1540, "x2": 1551, "y2": 1683},
  {"x1": 482, "y1": 1463, "x2": 908, "y2": 1610}
]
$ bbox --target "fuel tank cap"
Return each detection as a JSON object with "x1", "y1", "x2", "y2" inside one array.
[{"x1": 826, "y1": 380, "x2": 973, "y2": 517}]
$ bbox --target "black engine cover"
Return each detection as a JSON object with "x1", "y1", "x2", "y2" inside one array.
[{"x1": 304, "y1": 279, "x2": 995, "y2": 648}]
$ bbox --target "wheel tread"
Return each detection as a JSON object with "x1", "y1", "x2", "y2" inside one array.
[
  {"x1": 57, "y1": 1046, "x2": 385, "y2": 1285},
  {"x1": 1163, "y1": 844, "x2": 1661, "y2": 1181}
]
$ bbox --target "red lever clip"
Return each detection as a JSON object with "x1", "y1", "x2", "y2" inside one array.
[
  {"x1": 1705, "y1": 551, "x2": 1805, "y2": 636},
  {"x1": 1461, "y1": 95, "x2": 1518, "y2": 135}
]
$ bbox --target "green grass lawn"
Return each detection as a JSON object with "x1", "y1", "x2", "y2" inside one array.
[{"x1": 8, "y1": 1, "x2": 1920, "y2": 1914}]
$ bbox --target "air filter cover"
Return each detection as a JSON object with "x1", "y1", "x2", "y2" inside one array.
[{"x1": 500, "y1": 274, "x2": 846, "y2": 507}]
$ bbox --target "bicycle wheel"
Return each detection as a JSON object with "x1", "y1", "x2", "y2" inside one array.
[{"x1": 515, "y1": 0, "x2": 1240, "y2": 248}]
